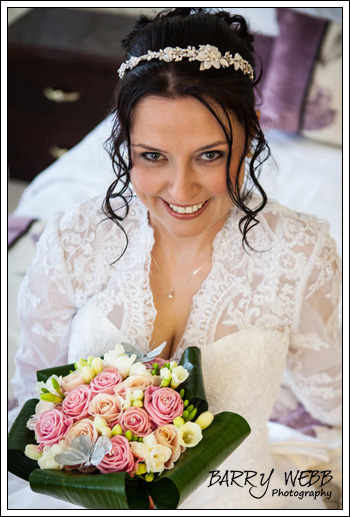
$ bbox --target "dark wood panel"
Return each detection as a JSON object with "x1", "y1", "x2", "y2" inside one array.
[{"x1": 8, "y1": 8, "x2": 137, "y2": 181}]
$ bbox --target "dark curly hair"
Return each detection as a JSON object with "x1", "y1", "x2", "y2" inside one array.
[{"x1": 103, "y1": 7, "x2": 270, "y2": 257}]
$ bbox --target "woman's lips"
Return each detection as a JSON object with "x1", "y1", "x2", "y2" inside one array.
[{"x1": 162, "y1": 199, "x2": 209, "y2": 219}]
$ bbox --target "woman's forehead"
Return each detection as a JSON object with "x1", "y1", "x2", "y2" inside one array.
[{"x1": 130, "y1": 95, "x2": 242, "y2": 142}]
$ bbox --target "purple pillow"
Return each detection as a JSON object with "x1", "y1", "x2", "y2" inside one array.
[{"x1": 258, "y1": 8, "x2": 328, "y2": 133}]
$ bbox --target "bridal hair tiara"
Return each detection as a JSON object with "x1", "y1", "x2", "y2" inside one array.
[{"x1": 118, "y1": 44, "x2": 254, "y2": 81}]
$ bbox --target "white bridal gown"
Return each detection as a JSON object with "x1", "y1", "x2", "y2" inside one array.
[{"x1": 9, "y1": 195, "x2": 342, "y2": 510}]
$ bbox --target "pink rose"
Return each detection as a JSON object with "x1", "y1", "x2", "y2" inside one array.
[
  {"x1": 64, "y1": 417, "x2": 98, "y2": 447},
  {"x1": 90, "y1": 368, "x2": 123, "y2": 396},
  {"x1": 61, "y1": 384, "x2": 93, "y2": 421},
  {"x1": 61, "y1": 371, "x2": 87, "y2": 395},
  {"x1": 27, "y1": 400, "x2": 56, "y2": 431},
  {"x1": 143, "y1": 386, "x2": 184, "y2": 427},
  {"x1": 155, "y1": 424, "x2": 184, "y2": 469},
  {"x1": 144, "y1": 357, "x2": 167, "y2": 370},
  {"x1": 97, "y1": 435, "x2": 136, "y2": 475},
  {"x1": 88, "y1": 393, "x2": 122, "y2": 424},
  {"x1": 117, "y1": 407, "x2": 154, "y2": 437},
  {"x1": 35, "y1": 408, "x2": 73, "y2": 447}
]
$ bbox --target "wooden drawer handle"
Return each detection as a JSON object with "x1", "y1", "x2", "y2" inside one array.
[
  {"x1": 49, "y1": 145, "x2": 68, "y2": 159},
  {"x1": 43, "y1": 87, "x2": 81, "y2": 103}
]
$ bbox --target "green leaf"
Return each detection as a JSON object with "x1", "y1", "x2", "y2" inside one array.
[
  {"x1": 178, "y1": 346, "x2": 208, "y2": 415},
  {"x1": 29, "y1": 470, "x2": 150, "y2": 510},
  {"x1": 36, "y1": 363, "x2": 75, "y2": 382},
  {"x1": 148, "y1": 411, "x2": 250, "y2": 509},
  {"x1": 8, "y1": 398, "x2": 39, "y2": 481}
]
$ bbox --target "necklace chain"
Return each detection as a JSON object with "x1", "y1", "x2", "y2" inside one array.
[{"x1": 152, "y1": 254, "x2": 212, "y2": 299}]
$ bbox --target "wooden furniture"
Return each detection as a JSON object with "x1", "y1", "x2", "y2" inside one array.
[{"x1": 8, "y1": 8, "x2": 137, "y2": 181}]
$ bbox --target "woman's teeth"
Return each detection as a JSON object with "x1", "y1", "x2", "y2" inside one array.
[{"x1": 168, "y1": 201, "x2": 206, "y2": 214}]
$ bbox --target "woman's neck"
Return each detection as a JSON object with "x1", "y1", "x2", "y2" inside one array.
[{"x1": 149, "y1": 214, "x2": 225, "y2": 263}]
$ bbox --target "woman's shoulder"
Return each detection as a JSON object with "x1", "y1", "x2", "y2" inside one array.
[
  {"x1": 52, "y1": 195, "x2": 148, "y2": 258},
  {"x1": 57, "y1": 195, "x2": 145, "y2": 230},
  {"x1": 57, "y1": 196, "x2": 108, "y2": 230},
  {"x1": 258, "y1": 197, "x2": 339, "y2": 262},
  {"x1": 261, "y1": 197, "x2": 332, "y2": 240}
]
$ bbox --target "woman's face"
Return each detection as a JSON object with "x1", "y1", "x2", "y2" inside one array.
[{"x1": 130, "y1": 95, "x2": 246, "y2": 241}]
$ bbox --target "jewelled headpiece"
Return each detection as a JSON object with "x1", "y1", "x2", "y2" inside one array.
[{"x1": 118, "y1": 44, "x2": 254, "y2": 81}]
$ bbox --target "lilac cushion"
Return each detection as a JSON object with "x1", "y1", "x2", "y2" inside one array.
[
  {"x1": 8, "y1": 214, "x2": 36, "y2": 248},
  {"x1": 259, "y1": 8, "x2": 328, "y2": 133}
]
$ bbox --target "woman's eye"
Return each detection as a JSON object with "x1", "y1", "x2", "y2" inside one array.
[
  {"x1": 199, "y1": 151, "x2": 224, "y2": 161},
  {"x1": 142, "y1": 152, "x2": 163, "y2": 161}
]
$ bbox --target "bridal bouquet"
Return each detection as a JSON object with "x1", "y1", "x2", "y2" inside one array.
[{"x1": 8, "y1": 345, "x2": 250, "y2": 509}]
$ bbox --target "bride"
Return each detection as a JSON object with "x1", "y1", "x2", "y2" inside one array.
[{"x1": 9, "y1": 8, "x2": 341, "y2": 510}]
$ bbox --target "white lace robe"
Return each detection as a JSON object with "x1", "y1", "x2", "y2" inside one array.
[{"x1": 11, "y1": 195, "x2": 341, "y2": 509}]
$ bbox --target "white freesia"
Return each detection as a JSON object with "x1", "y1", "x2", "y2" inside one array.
[
  {"x1": 38, "y1": 440, "x2": 67, "y2": 470},
  {"x1": 24, "y1": 444, "x2": 42, "y2": 461},
  {"x1": 82, "y1": 365, "x2": 95, "y2": 383},
  {"x1": 132, "y1": 389, "x2": 144, "y2": 401},
  {"x1": 126, "y1": 387, "x2": 143, "y2": 402},
  {"x1": 169, "y1": 361, "x2": 178, "y2": 371},
  {"x1": 114, "y1": 354, "x2": 137, "y2": 378},
  {"x1": 195, "y1": 410, "x2": 214, "y2": 430},
  {"x1": 103, "y1": 343, "x2": 126, "y2": 366},
  {"x1": 91, "y1": 357, "x2": 103, "y2": 375},
  {"x1": 35, "y1": 374, "x2": 63, "y2": 397},
  {"x1": 129, "y1": 362, "x2": 152, "y2": 377},
  {"x1": 94, "y1": 416, "x2": 108, "y2": 433},
  {"x1": 178, "y1": 422, "x2": 202, "y2": 448},
  {"x1": 145, "y1": 444, "x2": 172, "y2": 474},
  {"x1": 160, "y1": 367, "x2": 172, "y2": 381},
  {"x1": 170, "y1": 366, "x2": 189, "y2": 389}
]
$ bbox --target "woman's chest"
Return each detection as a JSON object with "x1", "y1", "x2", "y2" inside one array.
[{"x1": 70, "y1": 232, "x2": 300, "y2": 361}]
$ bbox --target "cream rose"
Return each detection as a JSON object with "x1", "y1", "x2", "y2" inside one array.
[
  {"x1": 154, "y1": 424, "x2": 183, "y2": 469},
  {"x1": 64, "y1": 417, "x2": 98, "y2": 446},
  {"x1": 129, "y1": 441, "x2": 149, "y2": 462},
  {"x1": 61, "y1": 370, "x2": 87, "y2": 395},
  {"x1": 88, "y1": 393, "x2": 122, "y2": 424}
]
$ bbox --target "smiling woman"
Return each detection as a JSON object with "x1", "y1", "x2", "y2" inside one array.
[
  {"x1": 11, "y1": 7, "x2": 341, "y2": 511},
  {"x1": 130, "y1": 96, "x2": 240, "y2": 241}
]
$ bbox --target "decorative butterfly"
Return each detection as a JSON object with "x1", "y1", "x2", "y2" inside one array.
[
  {"x1": 123, "y1": 341, "x2": 167, "y2": 363},
  {"x1": 54, "y1": 435, "x2": 112, "y2": 468}
]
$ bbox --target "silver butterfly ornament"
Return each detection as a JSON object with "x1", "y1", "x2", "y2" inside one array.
[
  {"x1": 54, "y1": 435, "x2": 112, "y2": 468},
  {"x1": 124, "y1": 341, "x2": 167, "y2": 363}
]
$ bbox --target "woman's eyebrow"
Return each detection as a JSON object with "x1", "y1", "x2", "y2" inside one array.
[
  {"x1": 197, "y1": 141, "x2": 228, "y2": 151},
  {"x1": 131, "y1": 143, "x2": 166, "y2": 152},
  {"x1": 131, "y1": 141, "x2": 228, "y2": 152}
]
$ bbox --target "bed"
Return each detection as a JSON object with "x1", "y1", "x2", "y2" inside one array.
[{"x1": 8, "y1": 6, "x2": 343, "y2": 509}]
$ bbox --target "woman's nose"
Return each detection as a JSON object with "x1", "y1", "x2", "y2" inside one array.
[{"x1": 168, "y1": 164, "x2": 199, "y2": 202}]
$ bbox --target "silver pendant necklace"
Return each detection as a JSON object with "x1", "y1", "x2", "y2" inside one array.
[{"x1": 151, "y1": 253, "x2": 212, "y2": 299}]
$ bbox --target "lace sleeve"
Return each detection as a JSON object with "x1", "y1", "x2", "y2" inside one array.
[
  {"x1": 12, "y1": 214, "x2": 77, "y2": 406},
  {"x1": 286, "y1": 222, "x2": 342, "y2": 427}
]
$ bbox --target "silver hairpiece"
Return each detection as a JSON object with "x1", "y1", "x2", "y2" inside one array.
[{"x1": 118, "y1": 45, "x2": 254, "y2": 81}]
